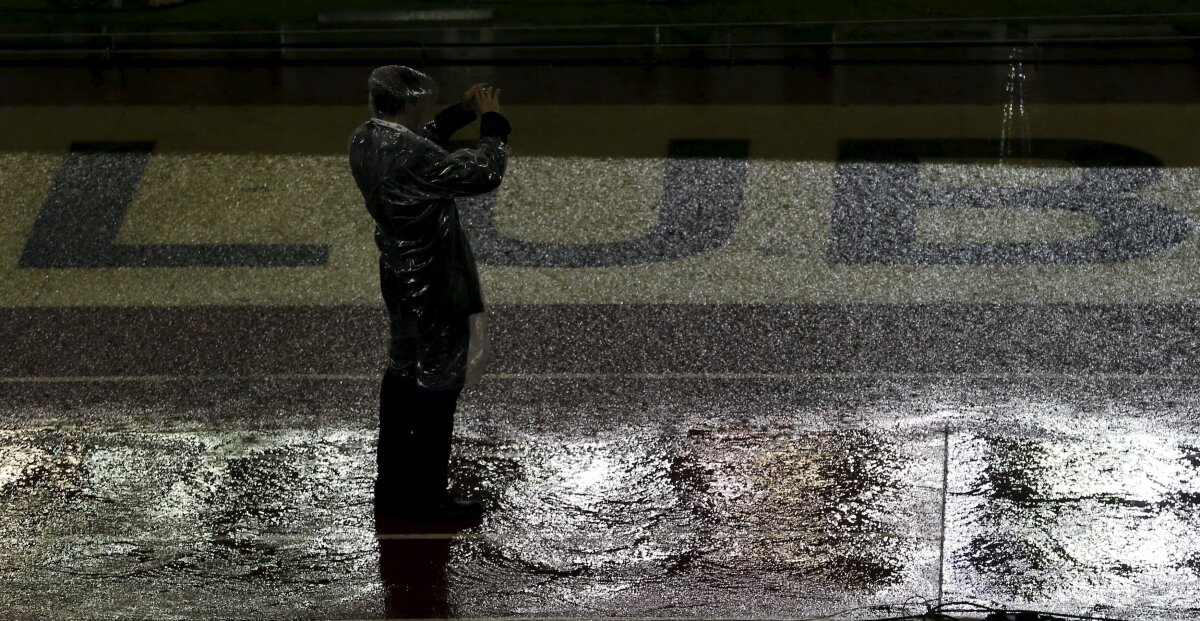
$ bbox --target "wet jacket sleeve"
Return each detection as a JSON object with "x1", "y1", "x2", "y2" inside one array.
[
  {"x1": 413, "y1": 112, "x2": 512, "y2": 197},
  {"x1": 420, "y1": 102, "x2": 478, "y2": 148}
]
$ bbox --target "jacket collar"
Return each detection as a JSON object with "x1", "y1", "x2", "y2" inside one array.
[{"x1": 369, "y1": 117, "x2": 414, "y2": 134}]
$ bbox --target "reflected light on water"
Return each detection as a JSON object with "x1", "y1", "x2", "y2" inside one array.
[{"x1": 954, "y1": 402, "x2": 1200, "y2": 601}]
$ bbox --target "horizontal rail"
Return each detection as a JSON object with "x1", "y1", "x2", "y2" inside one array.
[{"x1": 2, "y1": 13, "x2": 1199, "y2": 46}]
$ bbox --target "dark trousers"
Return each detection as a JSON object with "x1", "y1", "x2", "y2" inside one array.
[{"x1": 376, "y1": 366, "x2": 464, "y2": 505}]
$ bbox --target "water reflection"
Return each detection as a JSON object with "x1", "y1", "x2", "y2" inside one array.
[
  {"x1": 736, "y1": 429, "x2": 916, "y2": 586},
  {"x1": 1, "y1": 421, "x2": 935, "y2": 616},
  {"x1": 0, "y1": 428, "x2": 384, "y2": 618},
  {"x1": 378, "y1": 534, "x2": 453, "y2": 617},
  {"x1": 445, "y1": 426, "x2": 931, "y2": 611},
  {"x1": 953, "y1": 413, "x2": 1200, "y2": 602}
]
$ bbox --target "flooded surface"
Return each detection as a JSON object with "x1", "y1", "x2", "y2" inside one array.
[
  {"x1": 2, "y1": 376, "x2": 1200, "y2": 619},
  {"x1": 946, "y1": 410, "x2": 1200, "y2": 615}
]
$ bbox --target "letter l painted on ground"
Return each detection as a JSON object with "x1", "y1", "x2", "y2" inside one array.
[{"x1": 20, "y1": 141, "x2": 330, "y2": 268}]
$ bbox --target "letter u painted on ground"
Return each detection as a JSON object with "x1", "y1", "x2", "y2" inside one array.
[
  {"x1": 828, "y1": 139, "x2": 1190, "y2": 265},
  {"x1": 458, "y1": 139, "x2": 751, "y2": 267}
]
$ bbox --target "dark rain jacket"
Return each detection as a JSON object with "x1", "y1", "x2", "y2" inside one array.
[{"x1": 348, "y1": 103, "x2": 511, "y2": 390}]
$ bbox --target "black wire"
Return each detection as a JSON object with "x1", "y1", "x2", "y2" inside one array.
[
  {"x1": 805, "y1": 599, "x2": 1135, "y2": 621},
  {"x1": 931, "y1": 601, "x2": 1132, "y2": 621},
  {"x1": 834, "y1": 613, "x2": 955, "y2": 620}
]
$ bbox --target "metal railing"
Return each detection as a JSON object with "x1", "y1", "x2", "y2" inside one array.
[{"x1": 2, "y1": 12, "x2": 1199, "y2": 61}]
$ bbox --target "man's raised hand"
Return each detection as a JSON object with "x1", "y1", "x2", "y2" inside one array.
[
  {"x1": 461, "y1": 83, "x2": 489, "y2": 111},
  {"x1": 475, "y1": 86, "x2": 502, "y2": 114}
]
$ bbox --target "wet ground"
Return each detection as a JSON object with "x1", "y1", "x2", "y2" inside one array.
[
  {"x1": 5, "y1": 61, "x2": 1200, "y2": 620},
  {"x1": 4, "y1": 374, "x2": 1200, "y2": 620}
]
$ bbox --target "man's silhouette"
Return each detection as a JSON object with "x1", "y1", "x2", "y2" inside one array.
[{"x1": 348, "y1": 65, "x2": 510, "y2": 524}]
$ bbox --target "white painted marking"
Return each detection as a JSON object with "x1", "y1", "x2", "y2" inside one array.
[
  {"x1": 0, "y1": 533, "x2": 481, "y2": 542},
  {"x1": 331, "y1": 610, "x2": 927, "y2": 621}
]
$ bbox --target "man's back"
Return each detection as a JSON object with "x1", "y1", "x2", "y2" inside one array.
[{"x1": 348, "y1": 112, "x2": 508, "y2": 326}]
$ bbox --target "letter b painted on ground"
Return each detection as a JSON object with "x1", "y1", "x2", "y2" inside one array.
[{"x1": 829, "y1": 139, "x2": 1190, "y2": 264}]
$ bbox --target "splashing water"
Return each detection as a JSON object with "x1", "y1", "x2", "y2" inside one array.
[{"x1": 998, "y1": 47, "x2": 1032, "y2": 161}]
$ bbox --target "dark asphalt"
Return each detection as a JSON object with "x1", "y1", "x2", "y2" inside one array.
[{"x1": 4, "y1": 304, "x2": 1200, "y2": 377}]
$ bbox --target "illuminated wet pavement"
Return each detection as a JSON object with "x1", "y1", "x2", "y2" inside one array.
[
  {"x1": 2, "y1": 374, "x2": 1199, "y2": 619},
  {"x1": 7, "y1": 62, "x2": 1200, "y2": 620}
]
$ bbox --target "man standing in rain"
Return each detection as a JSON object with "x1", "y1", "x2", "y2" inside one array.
[{"x1": 348, "y1": 66, "x2": 510, "y2": 523}]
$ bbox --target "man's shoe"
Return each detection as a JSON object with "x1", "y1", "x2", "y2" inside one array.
[
  {"x1": 374, "y1": 492, "x2": 485, "y2": 525},
  {"x1": 427, "y1": 497, "x2": 485, "y2": 521}
]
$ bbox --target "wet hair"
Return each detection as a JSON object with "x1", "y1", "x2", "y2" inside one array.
[{"x1": 368, "y1": 65, "x2": 438, "y2": 118}]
